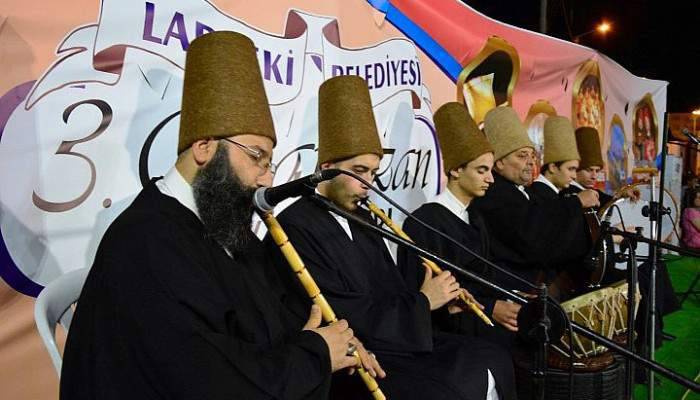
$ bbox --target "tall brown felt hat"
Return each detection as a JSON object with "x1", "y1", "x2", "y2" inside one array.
[
  {"x1": 543, "y1": 116, "x2": 580, "y2": 164},
  {"x1": 575, "y1": 127, "x2": 605, "y2": 169},
  {"x1": 317, "y1": 75, "x2": 383, "y2": 165},
  {"x1": 483, "y1": 106, "x2": 534, "y2": 160},
  {"x1": 178, "y1": 31, "x2": 276, "y2": 154},
  {"x1": 434, "y1": 102, "x2": 493, "y2": 175}
]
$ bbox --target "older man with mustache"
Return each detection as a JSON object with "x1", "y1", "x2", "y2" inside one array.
[{"x1": 470, "y1": 107, "x2": 598, "y2": 293}]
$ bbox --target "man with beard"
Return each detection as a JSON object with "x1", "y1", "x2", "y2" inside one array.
[
  {"x1": 266, "y1": 76, "x2": 516, "y2": 400},
  {"x1": 60, "y1": 31, "x2": 383, "y2": 400},
  {"x1": 397, "y1": 102, "x2": 519, "y2": 349},
  {"x1": 469, "y1": 107, "x2": 599, "y2": 292}
]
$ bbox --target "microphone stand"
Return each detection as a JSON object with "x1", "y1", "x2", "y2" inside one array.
[
  {"x1": 646, "y1": 113, "x2": 669, "y2": 399},
  {"x1": 308, "y1": 193, "x2": 700, "y2": 395},
  {"x1": 531, "y1": 283, "x2": 549, "y2": 400},
  {"x1": 592, "y1": 211, "x2": 639, "y2": 398},
  {"x1": 599, "y1": 203, "x2": 691, "y2": 399},
  {"x1": 606, "y1": 224, "x2": 700, "y2": 399},
  {"x1": 617, "y1": 117, "x2": 684, "y2": 398},
  {"x1": 607, "y1": 227, "x2": 700, "y2": 259},
  {"x1": 609, "y1": 228, "x2": 640, "y2": 400},
  {"x1": 589, "y1": 209, "x2": 613, "y2": 288}
]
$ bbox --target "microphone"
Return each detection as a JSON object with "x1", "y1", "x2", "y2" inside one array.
[
  {"x1": 254, "y1": 169, "x2": 342, "y2": 212},
  {"x1": 682, "y1": 128, "x2": 700, "y2": 145},
  {"x1": 585, "y1": 206, "x2": 614, "y2": 271}
]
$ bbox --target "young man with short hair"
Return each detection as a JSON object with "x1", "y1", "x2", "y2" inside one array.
[{"x1": 398, "y1": 102, "x2": 521, "y2": 349}]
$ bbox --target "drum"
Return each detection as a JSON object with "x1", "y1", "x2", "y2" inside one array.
[
  {"x1": 598, "y1": 182, "x2": 679, "y2": 269},
  {"x1": 549, "y1": 281, "x2": 640, "y2": 371},
  {"x1": 607, "y1": 280, "x2": 640, "y2": 338}
]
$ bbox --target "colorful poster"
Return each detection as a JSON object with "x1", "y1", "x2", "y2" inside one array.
[{"x1": 0, "y1": 1, "x2": 668, "y2": 397}]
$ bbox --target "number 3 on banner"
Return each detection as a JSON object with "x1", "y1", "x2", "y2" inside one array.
[{"x1": 32, "y1": 99, "x2": 113, "y2": 213}]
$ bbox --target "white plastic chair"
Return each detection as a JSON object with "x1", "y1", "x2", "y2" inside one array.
[{"x1": 34, "y1": 268, "x2": 89, "y2": 376}]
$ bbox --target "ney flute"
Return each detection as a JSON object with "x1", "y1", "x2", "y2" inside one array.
[
  {"x1": 261, "y1": 211, "x2": 387, "y2": 400},
  {"x1": 364, "y1": 201, "x2": 494, "y2": 327}
]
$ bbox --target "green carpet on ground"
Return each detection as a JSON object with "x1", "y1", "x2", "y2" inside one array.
[{"x1": 633, "y1": 255, "x2": 700, "y2": 400}]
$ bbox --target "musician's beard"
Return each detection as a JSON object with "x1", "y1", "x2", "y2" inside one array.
[{"x1": 193, "y1": 144, "x2": 257, "y2": 255}]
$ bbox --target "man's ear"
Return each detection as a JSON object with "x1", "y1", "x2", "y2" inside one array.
[
  {"x1": 448, "y1": 168, "x2": 460, "y2": 180},
  {"x1": 319, "y1": 162, "x2": 334, "y2": 171},
  {"x1": 546, "y1": 163, "x2": 557, "y2": 175},
  {"x1": 494, "y1": 159, "x2": 504, "y2": 171},
  {"x1": 191, "y1": 139, "x2": 218, "y2": 166}
]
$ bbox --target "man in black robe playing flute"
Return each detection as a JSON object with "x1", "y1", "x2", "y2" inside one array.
[
  {"x1": 60, "y1": 31, "x2": 383, "y2": 400},
  {"x1": 397, "y1": 102, "x2": 518, "y2": 350},
  {"x1": 266, "y1": 75, "x2": 516, "y2": 400}
]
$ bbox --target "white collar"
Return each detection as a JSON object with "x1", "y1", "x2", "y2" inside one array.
[
  {"x1": 516, "y1": 184, "x2": 530, "y2": 200},
  {"x1": 571, "y1": 180, "x2": 585, "y2": 191},
  {"x1": 315, "y1": 189, "x2": 354, "y2": 240},
  {"x1": 330, "y1": 208, "x2": 354, "y2": 241},
  {"x1": 155, "y1": 167, "x2": 200, "y2": 219},
  {"x1": 432, "y1": 187, "x2": 470, "y2": 224},
  {"x1": 535, "y1": 174, "x2": 560, "y2": 194},
  {"x1": 314, "y1": 190, "x2": 397, "y2": 262}
]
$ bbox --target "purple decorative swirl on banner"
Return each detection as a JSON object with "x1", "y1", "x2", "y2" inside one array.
[
  {"x1": 414, "y1": 115, "x2": 442, "y2": 195},
  {"x1": 0, "y1": 80, "x2": 45, "y2": 297}
]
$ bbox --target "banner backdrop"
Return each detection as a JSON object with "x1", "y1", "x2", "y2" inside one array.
[{"x1": 0, "y1": 0, "x2": 667, "y2": 397}]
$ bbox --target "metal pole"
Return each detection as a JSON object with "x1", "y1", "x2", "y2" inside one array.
[
  {"x1": 647, "y1": 112, "x2": 669, "y2": 399},
  {"x1": 540, "y1": 0, "x2": 548, "y2": 33},
  {"x1": 534, "y1": 283, "x2": 549, "y2": 400},
  {"x1": 625, "y1": 238, "x2": 638, "y2": 399},
  {"x1": 648, "y1": 173, "x2": 657, "y2": 400}
]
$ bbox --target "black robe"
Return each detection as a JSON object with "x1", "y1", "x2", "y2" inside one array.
[
  {"x1": 551, "y1": 183, "x2": 610, "y2": 287},
  {"x1": 397, "y1": 202, "x2": 516, "y2": 350},
  {"x1": 528, "y1": 181, "x2": 564, "y2": 203},
  {"x1": 557, "y1": 184, "x2": 614, "y2": 266},
  {"x1": 265, "y1": 196, "x2": 516, "y2": 400},
  {"x1": 469, "y1": 173, "x2": 588, "y2": 290},
  {"x1": 559, "y1": 184, "x2": 613, "y2": 208},
  {"x1": 529, "y1": 181, "x2": 592, "y2": 278},
  {"x1": 60, "y1": 180, "x2": 331, "y2": 400}
]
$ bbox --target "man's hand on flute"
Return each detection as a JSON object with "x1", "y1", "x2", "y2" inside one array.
[
  {"x1": 303, "y1": 305, "x2": 357, "y2": 372},
  {"x1": 420, "y1": 264, "x2": 462, "y2": 310},
  {"x1": 447, "y1": 288, "x2": 484, "y2": 315},
  {"x1": 347, "y1": 339, "x2": 387, "y2": 379}
]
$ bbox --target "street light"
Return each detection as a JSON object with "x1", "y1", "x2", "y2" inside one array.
[{"x1": 573, "y1": 21, "x2": 612, "y2": 43}]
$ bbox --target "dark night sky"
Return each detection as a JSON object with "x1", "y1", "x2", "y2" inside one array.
[{"x1": 464, "y1": 1, "x2": 700, "y2": 113}]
